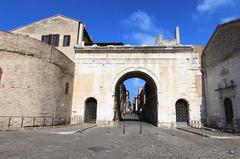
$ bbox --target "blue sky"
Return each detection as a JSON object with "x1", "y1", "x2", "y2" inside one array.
[
  {"x1": 1, "y1": 0, "x2": 240, "y2": 45},
  {"x1": 124, "y1": 78, "x2": 146, "y2": 103},
  {"x1": 1, "y1": 0, "x2": 239, "y2": 102}
]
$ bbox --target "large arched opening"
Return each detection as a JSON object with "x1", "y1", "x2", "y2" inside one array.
[
  {"x1": 84, "y1": 97, "x2": 97, "y2": 123},
  {"x1": 113, "y1": 71, "x2": 158, "y2": 126}
]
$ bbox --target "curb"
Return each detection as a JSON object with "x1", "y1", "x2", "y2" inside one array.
[
  {"x1": 1, "y1": 124, "x2": 82, "y2": 131},
  {"x1": 177, "y1": 127, "x2": 208, "y2": 137},
  {"x1": 75, "y1": 124, "x2": 97, "y2": 133},
  {"x1": 177, "y1": 128, "x2": 240, "y2": 139},
  {"x1": 49, "y1": 124, "x2": 97, "y2": 135}
]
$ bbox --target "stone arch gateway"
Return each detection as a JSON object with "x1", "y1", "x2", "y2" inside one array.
[
  {"x1": 72, "y1": 45, "x2": 202, "y2": 127},
  {"x1": 113, "y1": 70, "x2": 159, "y2": 125}
]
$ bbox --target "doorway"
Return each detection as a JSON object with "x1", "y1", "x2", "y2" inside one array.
[
  {"x1": 176, "y1": 99, "x2": 189, "y2": 124},
  {"x1": 84, "y1": 97, "x2": 97, "y2": 123},
  {"x1": 224, "y1": 98, "x2": 234, "y2": 124}
]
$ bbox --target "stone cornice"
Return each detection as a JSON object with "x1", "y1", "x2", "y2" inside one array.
[{"x1": 75, "y1": 46, "x2": 193, "y2": 54}]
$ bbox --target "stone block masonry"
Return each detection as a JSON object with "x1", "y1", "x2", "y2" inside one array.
[{"x1": 0, "y1": 31, "x2": 75, "y2": 127}]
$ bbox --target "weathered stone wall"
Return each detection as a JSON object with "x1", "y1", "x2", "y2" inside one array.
[
  {"x1": 11, "y1": 15, "x2": 79, "y2": 61},
  {"x1": 204, "y1": 21, "x2": 240, "y2": 69},
  {"x1": 203, "y1": 20, "x2": 240, "y2": 127},
  {"x1": 72, "y1": 46, "x2": 202, "y2": 127},
  {"x1": 0, "y1": 31, "x2": 74, "y2": 127}
]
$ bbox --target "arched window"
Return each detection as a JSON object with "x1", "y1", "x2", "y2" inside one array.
[{"x1": 0, "y1": 67, "x2": 2, "y2": 83}]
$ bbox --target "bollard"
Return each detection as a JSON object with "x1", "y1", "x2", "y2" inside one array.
[
  {"x1": 156, "y1": 121, "x2": 159, "y2": 135},
  {"x1": 43, "y1": 117, "x2": 46, "y2": 126},
  {"x1": 202, "y1": 123, "x2": 204, "y2": 137},
  {"x1": 58, "y1": 117, "x2": 60, "y2": 125},
  {"x1": 171, "y1": 122, "x2": 175, "y2": 136},
  {"x1": 123, "y1": 122, "x2": 125, "y2": 134},
  {"x1": 33, "y1": 117, "x2": 36, "y2": 127},
  {"x1": 64, "y1": 117, "x2": 67, "y2": 125},
  {"x1": 232, "y1": 127, "x2": 235, "y2": 135},
  {"x1": 107, "y1": 121, "x2": 111, "y2": 133},
  {"x1": 52, "y1": 117, "x2": 54, "y2": 126},
  {"x1": 8, "y1": 117, "x2": 11, "y2": 128},
  {"x1": 21, "y1": 117, "x2": 24, "y2": 128},
  {"x1": 139, "y1": 122, "x2": 142, "y2": 135}
]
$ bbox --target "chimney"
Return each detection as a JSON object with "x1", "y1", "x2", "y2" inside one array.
[
  {"x1": 78, "y1": 23, "x2": 85, "y2": 46},
  {"x1": 155, "y1": 34, "x2": 163, "y2": 46},
  {"x1": 175, "y1": 26, "x2": 180, "y2": 45}
]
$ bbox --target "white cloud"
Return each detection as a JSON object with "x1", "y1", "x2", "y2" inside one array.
[
  {"x1": 131, "y1": 33, "x2": 156, "y2": 45},
  {"x1": 220, "y1": 16, "x2": 238, "y2": 23},
  {"x1": 197, "y1": 0, "x2": 234, "y2": 13},
  {"x1": 132, "y1": 78, "x2": 145, "y2": 87},
  {"x1": 122, "y1": 11, "x2": 168, "y2": 45},
  {"x1": 123, "y1": 10, "x2": 158, "y2": 32}
]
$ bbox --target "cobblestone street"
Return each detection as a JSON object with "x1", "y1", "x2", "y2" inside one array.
[{"x1": 0, "y1": 121, "x2": 240, "y2": 159}]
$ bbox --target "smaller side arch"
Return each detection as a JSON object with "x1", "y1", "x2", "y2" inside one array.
[
  {"x1": 84, "y1": 97, "x2": 97, "y2": 123},
  {"x1": 175, "y1": 99, "x2": 189, "y2": 124}
]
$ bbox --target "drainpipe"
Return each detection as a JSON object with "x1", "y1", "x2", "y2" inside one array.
[{"x1": 203, "y1": 54, "x2": 210, "y2": 125}]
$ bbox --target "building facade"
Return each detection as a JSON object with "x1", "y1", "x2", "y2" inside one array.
[
  {"x1": 203, "y1": 19, "x2": 240, "y2": 128},
  {"x1": 0, "y1": 30, "x2": 74, "y2": 127},
  {"x1": 11, "y1": 14, "x2": 92, "y2": 61},
  {"x1": 119, "y1": 84, "x2": 130, "y2": 118},
  {"x1": 72, "y1": 44, "x2": 203, "y2": 127},
  {"x1": 0, "y1": 14, "x2": 204, "y2": 128}
]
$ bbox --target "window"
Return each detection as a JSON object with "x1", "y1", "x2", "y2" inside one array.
[
  {"x1": 0, "y1": 67, "x2": 2, "y2": 83},
  {"x1": 52, "y1": 34, "x2": 59, "y2": 47},
  {"x1": 41, "y1": 34, "x2": 59, "y2": 47},
  {"x1": 65, "y1": 82, "x2": 69, "y2": 95},
  {"x1": 63, "y1": 35, "x2": 71, "y2": 46}
]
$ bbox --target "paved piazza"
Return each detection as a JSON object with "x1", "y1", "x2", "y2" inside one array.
[{"x1": 0, "y1": 122, "x2": 240, "y2": 159}]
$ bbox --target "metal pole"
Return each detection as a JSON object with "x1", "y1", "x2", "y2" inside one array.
[
  {"x1": 202, "y1": 123, "x2": 204, "y2": 137},
  {"x1": 58, "y1": 117, "x2": 60, "y2": 125},
  {"x1": 43, "y1": 117, "x2": 46, "y2": 126},
  {"x1": 52, "y1": 117, "x2": 54, "y2": 126},
  {"x1": 172, "y1": 122, "x2": 175, "y2": 136},
  {"x1": 21, "y1": 117, "x2": 24, "y2": 128},
  {"x1": 139, "y1": 122, "x2": 142, "y2": 135},
  {"x1": 156, "y1": 121, "x2": 159, "y2": 135},
  {"x1": 123, "y1": 122, "x2": 125, "y2": 134},
  {"x1": 107, "y1": 121, "x2": 111, "y2": 133},
  {"x1": 33, "y1": 117, "x2": 36, "y2": 127},
  {"x1": 8, "y1": 117, "x2": 11, "y2": 128}
]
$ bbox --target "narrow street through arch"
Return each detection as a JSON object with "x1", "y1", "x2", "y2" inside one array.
[{"x1": 113, "y1": 71, "x2": 158, "y2": 126}]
